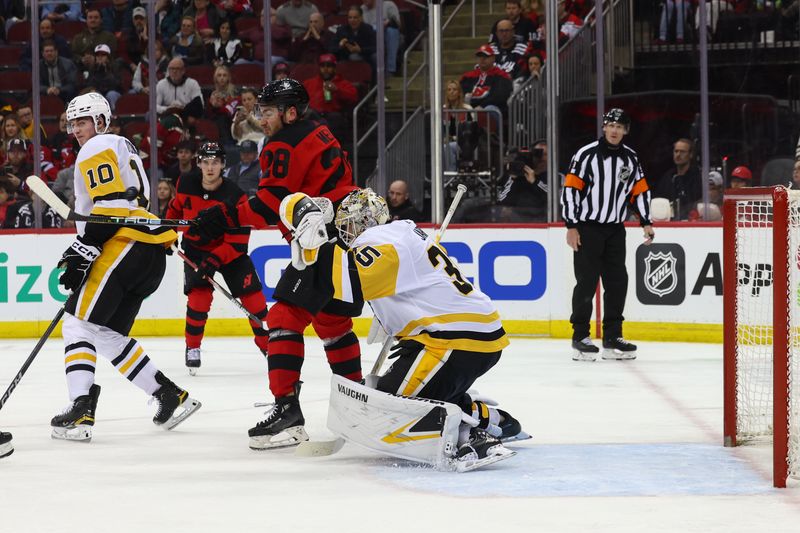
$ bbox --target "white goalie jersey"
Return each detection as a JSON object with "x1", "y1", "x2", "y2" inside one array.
[
  {"x1": 331, "y1": 220, "x2": 508, "y2": 353},
  {"x1": 74, "y1": 133, "x2": 176, "y2": 245}
]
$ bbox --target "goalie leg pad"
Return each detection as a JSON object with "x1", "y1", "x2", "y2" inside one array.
[{"x1": 327, "y1": 375, "x2": 462, "y2": 469}]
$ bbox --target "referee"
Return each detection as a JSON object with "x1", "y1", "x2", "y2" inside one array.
[{"x1": 561, "y1": 108, "x2": 654, "y2": 362}]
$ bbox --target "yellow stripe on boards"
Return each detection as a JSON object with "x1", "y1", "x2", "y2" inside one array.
[
  {"x1": 64, "y1": 352, "x2": 97, "y2": 364},
  {"x1": 119, "y1": 346, "x2": 144, "y2": 374}
]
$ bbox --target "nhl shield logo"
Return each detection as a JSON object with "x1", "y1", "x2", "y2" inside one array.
[
  {"x1": 618, "y1": 166, "x2": 632, "y2": 182},
  {"x1": 644, "y1": 252, "x2": 677, "y2": 297}
]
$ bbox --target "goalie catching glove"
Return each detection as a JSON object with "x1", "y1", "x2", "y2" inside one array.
[
  {"x1": 59, "y1": 235, "x2": 102, "y2": 291},
  {"x1": 279, "y1": 193, "x2": 333, "y2": 270}
]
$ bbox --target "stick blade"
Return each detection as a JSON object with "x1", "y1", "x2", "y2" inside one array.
[
  {"x1": 294, "y1": 437, "x2": 346, "y2": 457},
  {"x1": 26, "y1": 175, "x2": 72, "y2": 219}
]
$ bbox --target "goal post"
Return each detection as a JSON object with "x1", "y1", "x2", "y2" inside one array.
[{"x1": 723, "y1": 186, "x2": 794, "y2": 488}]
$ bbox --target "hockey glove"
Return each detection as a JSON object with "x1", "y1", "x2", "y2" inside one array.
[
  {"x1": 192, "y1": 204, "x2": 238, "y2": 242},
  {"x1": 388, "y1": 339, "x2": 424, "y2": 360},
  {"x1": 58, "y1": 235, "x2": 102, "y2": 292},
  {"x1": 280, "y1": 193, "x2": 329, "y2": 267},
  {"x1": 196, "y1": 253, "x2": 223, "y2": 279}
]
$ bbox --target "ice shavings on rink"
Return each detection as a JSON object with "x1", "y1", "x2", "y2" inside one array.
[{"x1": 368, "y1": 443, "x2": 772, "y2": 497}]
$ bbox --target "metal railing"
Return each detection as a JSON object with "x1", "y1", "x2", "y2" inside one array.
[
  {"x1": 352, "y1": 84, "x2": 379, "y2": 182},
  {"x1": 402, "y1": 30, "x2": 428, "y2": 120}
]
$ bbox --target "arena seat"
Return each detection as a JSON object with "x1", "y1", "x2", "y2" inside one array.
[
  {"x1": 290, "y1": 63, "x2": 318, "y2": 82},
  {"x1": 6, "y1": 22, "x2": 30, "y2": 44},
  {"x1": 231, "y1": 63, "x2": 265, "y2": 87},
  {"x1": 115, "y1": 93, "x2": 149, "y2": 119}
]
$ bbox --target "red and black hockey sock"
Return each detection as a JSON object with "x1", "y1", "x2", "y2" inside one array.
[
  {"x1": 240, "y1": 290, "x2": 269, "y2": 354},
  {"x1": 312, "y1": 312, "x2": 362, "y2": 383},
  {"x1": 185, "y1": 287, "x2": 213, "y2": 349},
  {"x1": 266, "y1": 302, "x2": 312, "y2": 397}
]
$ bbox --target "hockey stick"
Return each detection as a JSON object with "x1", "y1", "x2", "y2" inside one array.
[
  {"x1": 27, "y1": 175, "x2": 195, "y2": 227},
  {"x1": 175, "y1": 249, "x2": 265, "y2": 325},
  {"x1": 296, "y1": 185, "x2": 468, "y2": 457},
  {"x1": 0, "y1": 306, "x2": 65, "y2": 411}
]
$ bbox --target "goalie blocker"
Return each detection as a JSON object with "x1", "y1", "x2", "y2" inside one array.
[{"x1": 327, "y1": 375, "x2": 515, "y2": 472}]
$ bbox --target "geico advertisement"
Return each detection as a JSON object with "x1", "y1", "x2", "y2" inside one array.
[{"x1": 0, "y1": 227, "x2": 726, "y2": 324}]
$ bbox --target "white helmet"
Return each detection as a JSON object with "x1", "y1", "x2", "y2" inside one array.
[
  {"x1": 335, "y1": 188, "x2": 390, "y2": 246},
  {"x1": 66, "y1": 92, "x2": 111, "y2": 134}
]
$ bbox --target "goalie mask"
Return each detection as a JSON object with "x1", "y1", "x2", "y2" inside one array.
[
  {"x1": 66, "y1": 92, "x2": 111, "y2": 134},
  {"x1": 335, "y1": 188, "x2": 390, "y2": 247}
]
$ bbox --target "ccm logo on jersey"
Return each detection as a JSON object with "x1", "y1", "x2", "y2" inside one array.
[{"x1": 337, "y1": 383, "x2": 369, "y2": 403}]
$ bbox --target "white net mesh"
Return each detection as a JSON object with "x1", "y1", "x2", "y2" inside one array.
[{"x1": 734, "y1": 193, "x2": 800, "y2": 479}]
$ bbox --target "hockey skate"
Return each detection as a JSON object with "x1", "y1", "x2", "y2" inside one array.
[
  {"x1": 151, "y1": 371, "x2": 201, "y2": 430},
  {"x1": 454, "y1": 427, "x2": 516, "y2": 473},
  {"x1": 51, "y1": 384, "x2": 101, "y2": 442},
  {"x1": 185, "y1": 346, "x2": 201, "y2": 376},
  {"x1": 572, "y1": 337, "x2": 599, "y2": 362},
  {"x1": 602, "y1": 337, "x2": 637, "y2": 360},
  {"x1": 248, "y1": 383, "x2": 308, "y2": 450},
  {"x1": 0, "y1": 430, "x2": 13, "y2": 458},
  {"x1": 498, "y1": 409, "x2": 531, "y2": 442}
]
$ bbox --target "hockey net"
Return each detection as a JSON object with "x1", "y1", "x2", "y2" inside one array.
[{"x1": 723, "y1": 186, "x2": 800, "y2": 488}]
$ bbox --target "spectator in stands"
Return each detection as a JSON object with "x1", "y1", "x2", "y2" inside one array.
[
  {"x1": 304, "y1": 53, "x2": 358, "y2": 140},
  {"x1": 558, "y1": 0, "x2": 584, "y2": 45},
  {"x1": 335, "y1": 6, "x2": 377, "y2": 69},
  {"x1": 102, "y1": 0, "x2": 134, "y2": 36},
  {"x1": 71, "y1": 8, "x2": 117, "y2": 68},
  {"x1": 289, "y1": 12, "x2": 336, "y2": 64},
  {"x1": 492, "y1": 19, "x2": 530, "y2": 88},
  {"x1": 207, "y1": 19, "x2": 243, "y2": 66},
  {"x1": 20, "y1": 18, "x2": 72, "y2": 72},
  {"x1": 156, "y1": 178, "x2": 176, "y2": 218},
  {"x1": 156, "y1": 57, "x2": 205, "y2": 125},
  {"x1": 689, "y1": 170, "x2": 723, "y2": 221},
  {"x1": 231, "y1": 87, "x2": 264, "y2": 144},
  {"x1": 490, "y1": 0, "x2": 537, "y2": 44},
  {"x1": 459, "y1": 44, "x2": 513, "y2": 118},
  {"x1": 273, "y1": 61, "x2": 291, "y2": 80},
  {"x1": 39, "y1": 41, "x2": 79, "y2": 103},
  {"x1": 170, "y1": 16, "x2": 206, "y2": 66},
  {"x1": 132, "y1": 40, "x2": 170, "y2": 95},
  {"x1": 206, "y1": 65, "x2": 238, "y2": 144},
  {"x1": 656, "y1": 0, "x2": 689, "y2": 44},
  {"x1": 386, "y1": 179, "x2": 423, "y2": 221},
  {"x1": 165, "y1": 140, "x2": 201, "y2": 183},
  {"x1": 653, "y1": 138, "x2": 701, "y2": 220},
  {"x1": 362, "y1": 0, "x2": 402, "y2": 78},
  {"x1": 707, "y1": 170, "x2": 724, "y2": 208},
  {"x1": 16, "y1": 106, "x2": 47, "y2": 143},
  {"x1": 1, "y1": 113, "x2": 23, "y2": 151},
  {"x1": 184, "y1": 0, "x2": 223, "y2": 42},
  {"x1": 124, "y1": 6, "x2": 150, "y2": 71},
  {"x1": 4, "y1": 139, "x2": 33, "y2": 193},
  {"x1": 526, "y1": 52, "x2": 544, "y2": 81},
  {"x1": 138, "y1": 113, "x2": 187, "y2": 169},
  {"x1": 3, "y1": 188, "x2": 63, "y2": 229},
  {"x1": 792, "y1": 159, "x2": 800, "y2": 189},
  {"x1": 497, "y1": 144, "x2": 548, "y2": 220},
  {"x1": 212, "y1": 0, "x2": 254, "y2": 18},
  {"x1": 527, "y1": 0, "x2": 544, "y2": 27},
  {"x1": 730, "y1": 165, "x2": 752, "y2": 188},
  {"x1": 42, "y1": 1, "x2": 82, "y2": 23},
  {"x1": 0, "y1": 1, "x2": 25, "y2": 41},
  {"x1": 85, "y1": 44, "x2": 123, "y2": 110},
  {"x1": 0, "y1": 179, "x2": 17, "y2": 227},
  {"x1": 225, "y1": 139, "x2": 260, "y2": 196},
  {"x1": 47, "y1": 112, "x2": 79, "y2": 171},
  {"x1": 443, "y1": 79, "x2": 474, "y2": 172},
  {"x1": 156, "y1": 0, "x2": 183, "y2": 41},
  {"x1": 277, "y1": 0, "x2": 320, "y2": 38},
  {"x1": 238, "y1": 7, "x2": 291, "y2": 64}
]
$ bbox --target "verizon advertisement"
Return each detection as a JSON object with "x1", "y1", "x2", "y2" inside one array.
[{"x1": 0, "y1": 225, "x2": 726, "y2": 337}]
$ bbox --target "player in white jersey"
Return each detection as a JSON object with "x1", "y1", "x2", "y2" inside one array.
[
  {"x1": 280, "y1": 189, "x2": 526, "y2": 469},
  {"x1": 50, "y1": 93, "x2": 200, "y2": 442}
]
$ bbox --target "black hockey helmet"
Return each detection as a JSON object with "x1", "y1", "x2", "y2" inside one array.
[
  {"x1": 258, "y1": 78, "x2": 309, "y2": 116},
  {"x1": 602, "y1": 108, "x2": 631, "y2": 128},
  {"x1": 197, "y1": 141, "x2": 225, "y2": 164}
]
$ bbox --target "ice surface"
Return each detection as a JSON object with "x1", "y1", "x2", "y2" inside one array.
[{"x1": 1, "y1": 336, "x2": 799, "y2": 533}]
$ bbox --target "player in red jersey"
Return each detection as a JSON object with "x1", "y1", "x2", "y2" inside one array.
[
  {"x1": 193, "y1": 80, "x2": 362, "y2": 449},
  {"x1": 167, "y1": 142, "x2": 270, "y2": 375}
]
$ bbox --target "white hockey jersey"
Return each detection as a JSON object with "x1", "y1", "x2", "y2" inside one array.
[
  {"x1": 74, "y1": 133, "x2": 176, "y2": 245},
  {"x1": 331, "y1": 220, "x2": 508, "y2": 353}
]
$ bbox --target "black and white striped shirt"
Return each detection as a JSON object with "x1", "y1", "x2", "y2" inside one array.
[{"x1": 561, "y1": 137, "x2": 652, "y2": 227}]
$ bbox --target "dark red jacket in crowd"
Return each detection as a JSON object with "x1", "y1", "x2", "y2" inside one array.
[
  {"x1": 303, "y1": 74, "x2": 358, "y2": 114},
  {"x1": 166, "y1": 174, "x2": 251, "y2": 264},
  {"x1": 237, "y1": 119, "x2": 357, "y2": 230},
  {"x1": 459, "y1": 65, "x2": 513, "y2": 111}
]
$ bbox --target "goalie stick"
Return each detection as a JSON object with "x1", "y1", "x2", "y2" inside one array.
[
  {"x1": 26, "y1": 175, "x2": 195, "y2": 227},
  {"x1": 295, "y1": 184, "x2": 469, "y2": 458}
]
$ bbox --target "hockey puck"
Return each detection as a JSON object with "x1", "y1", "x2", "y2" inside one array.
[{"x1": 124, "y1": 187, "x2": 139, "y2": 201}]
